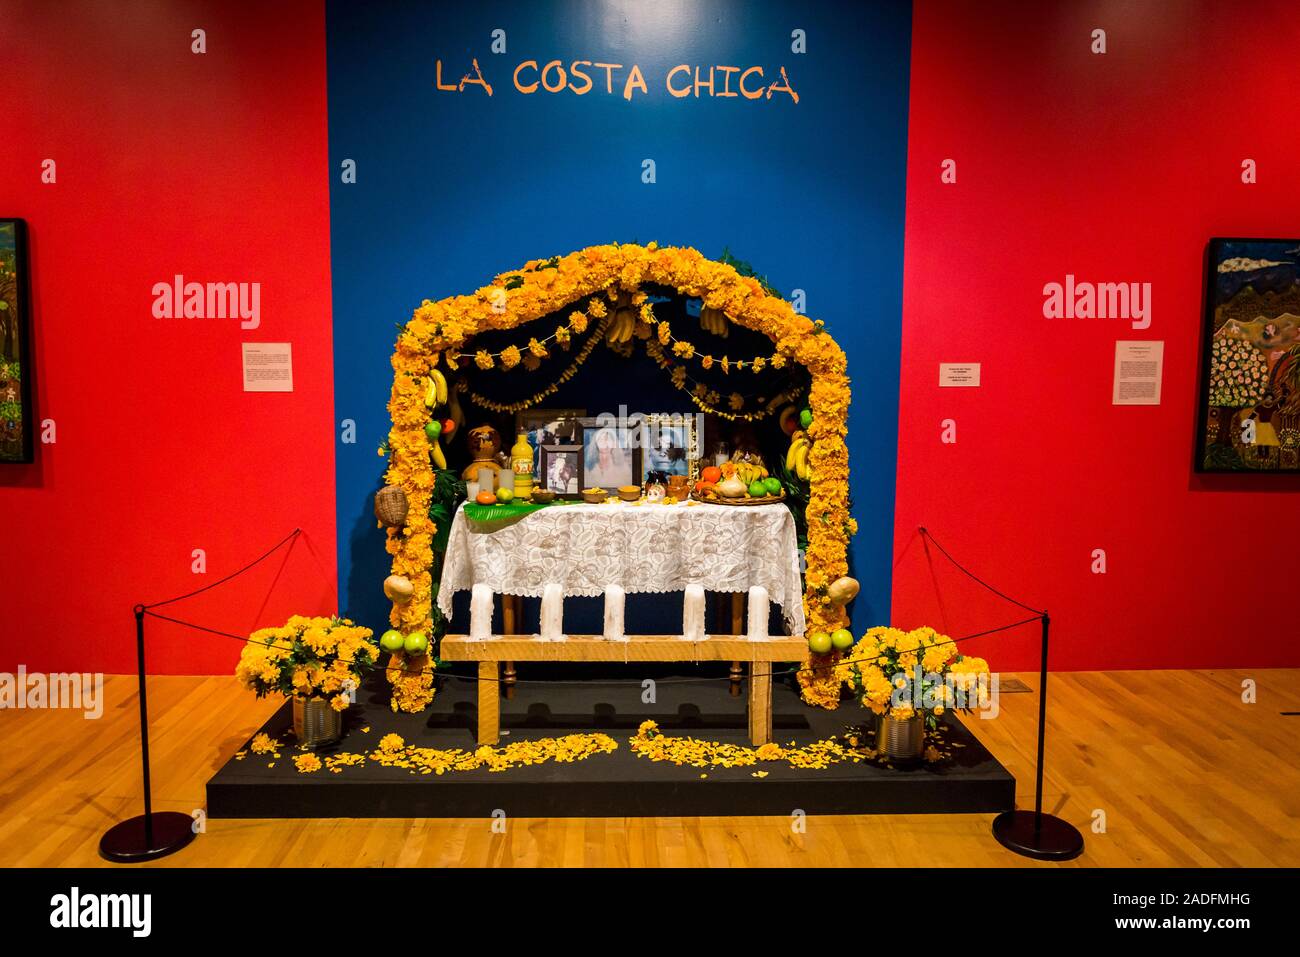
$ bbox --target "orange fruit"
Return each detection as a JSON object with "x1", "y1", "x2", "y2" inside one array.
[{"x1": 475, "y1": 490, "x2": 497, "y2": 505}]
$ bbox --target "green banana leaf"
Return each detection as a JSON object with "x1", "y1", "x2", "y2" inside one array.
[{"x1": 462, "y1": 499, "x2": 560, "y2": 523}]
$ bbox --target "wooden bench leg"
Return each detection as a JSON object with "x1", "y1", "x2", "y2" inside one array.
[
  {"x1": 478, "y1": 660, "x2": 500, "y2": 745},
  {"x1": 729, "y1": 592, "x2": 744, "y2": 697},
  {"x1": 748, "y1": 660, "x2": 772, "y2": 746},
  {"x1": 502, "y1": 595, "x2": 518, "y2": 699}
]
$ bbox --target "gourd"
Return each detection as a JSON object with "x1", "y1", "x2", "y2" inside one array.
[
  {"x1": 715, "y1": 475, "x2": 749, "y2": 498},
  {"x1": 384, "y1": 575, "x2": 415, "y2": 604},
  {"x1": 826, "y1": 576, "x2": 860, "y2": 606}
]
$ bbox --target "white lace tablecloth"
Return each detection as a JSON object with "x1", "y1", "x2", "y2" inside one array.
[{"x1": 437, "y1": 501, "x2": 805, "y2": 634}]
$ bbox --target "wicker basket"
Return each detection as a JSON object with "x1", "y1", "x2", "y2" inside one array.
[{"x1": 374, "y1": 484, "x2": 409, "y2": 527}]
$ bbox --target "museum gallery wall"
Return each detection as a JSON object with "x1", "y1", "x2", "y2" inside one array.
[
  {"x1": 0, "y1": 0, "x2": 1297, "y2": 676},
  {"x1": 891, "y1": 0, "x2": 1300, "y2": 670},
  {"x1": 0, "y1": 1, "x2": 338, "y2": 673}
]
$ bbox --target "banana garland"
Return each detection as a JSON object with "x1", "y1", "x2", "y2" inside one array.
[
  {"x1": 605, "y1": 305, "x2": 638, "y2": 344},
  {"x1": 699, "y1": 305, "x2": 730, "y2": 338},
  {"x1": 422, "y1": 368, "x2": 457, "y2": 470}
]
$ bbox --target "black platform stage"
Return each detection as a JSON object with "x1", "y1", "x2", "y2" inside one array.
[{"x1": 208, "y1": 673, "x2": 1015, "y2": 818}]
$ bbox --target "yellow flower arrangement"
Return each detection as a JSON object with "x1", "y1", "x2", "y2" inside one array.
[
  {"x1": 384, "y1": 244, "x2": 852, "y2": 712},
  {"x1": 836, "y1": 625, "x2": 991, "y2": 727},
  {"x1": 235, "y1": 615, "x2": 375, "y2": 704}
]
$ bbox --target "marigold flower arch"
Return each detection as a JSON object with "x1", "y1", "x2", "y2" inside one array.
[{"x1": 382, "y1": 243, "x2": 852, "y2": 711}]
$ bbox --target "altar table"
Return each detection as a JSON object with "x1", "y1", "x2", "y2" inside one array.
[{"x1": 437, "y1": 500, "x2": 806, "y2": 635}]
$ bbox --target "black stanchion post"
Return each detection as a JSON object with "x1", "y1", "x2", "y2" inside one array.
[
  {"x1": 98, "y1": 604, "x2": 197, "y2": 863},
  {"x1": 991, "y1": 611, "x2": 1084, "y2": 861}
]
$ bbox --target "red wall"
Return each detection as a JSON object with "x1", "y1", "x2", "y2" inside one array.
[
  {"x1": 893, "y1": 0, "x2": 1300, "y2": 671},
  {"x1": 0, "y1": 1, "x2": 337, "y2": 674}
]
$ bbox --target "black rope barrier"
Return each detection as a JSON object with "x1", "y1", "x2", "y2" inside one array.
[{"x1": 145, "y1": 606, "x2": 1041, "y2": 686}]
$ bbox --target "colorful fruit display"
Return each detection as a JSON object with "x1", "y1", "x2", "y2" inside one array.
[{"x1": 694, "y1": 454, "x2": 784, "y2": 503}]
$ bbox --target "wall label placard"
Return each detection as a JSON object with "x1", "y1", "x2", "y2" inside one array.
[
  {"x1": 939, "y1": 363, "x2": 981, "y2": 387},
  {"x1": 242, "y1": 342, "x2": 294, "y2": 393},
  {"x1": 1112, "y1": 340, "x2": 1163, "y2": 406}
]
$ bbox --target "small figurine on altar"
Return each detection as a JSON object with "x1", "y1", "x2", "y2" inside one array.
[{"x1": 461, "y1": 424, "x2": 503, "y2": 486}]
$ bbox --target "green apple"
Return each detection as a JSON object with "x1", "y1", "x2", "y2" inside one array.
[
  {"x1": 799, "y1": 408, "x2": 813, "y2": 429},
  {"x1": 831, "y1": 628, "x2": 854, "y2": 650},
  {"x1": 495, "y1": 486, "x2": 515, "y2": 504},
  {"x1": 403, "y1": 631, "x2": 429, "y2": 655},
  {"x1": 807, "y1": 631, "x2": 832, "y2": 655},
  {"x1": 425, "y1": 421, "x2": 442, "y2": 442},
  {"x1": 379, "y1": 629, "x2": 404, "y2": 653},
  {"x1": 762, "y1": 477, "x2": 782, "y2": 496},
  {"x1": 747, "y1": 480, "x2": 767, "y2": 498}
]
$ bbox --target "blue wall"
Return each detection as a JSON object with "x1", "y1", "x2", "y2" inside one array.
[{"x1": 326, "y1": 0, "x2": 911, "y2": 635}]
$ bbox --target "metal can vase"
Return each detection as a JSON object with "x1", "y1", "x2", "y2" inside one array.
[
  {"x1": 292, "y1": 696, "x2": 343, "y2": 749},
  {"x1": 877, "y1": 712, "x2": 924, "y2": 762}
]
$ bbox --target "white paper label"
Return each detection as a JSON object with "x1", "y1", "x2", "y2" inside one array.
[
  {"x1": 1112, "y1": 340, "x2": 1163, "y2": 405},
  {"x1": 939, "y1": 362, "x2": 981, "y2": 387},
  {"x1": 242, "y1": 342, "x2": 294, "y2": 392}
]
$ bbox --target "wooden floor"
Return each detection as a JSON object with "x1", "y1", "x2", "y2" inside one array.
[{"x1": 1, "y1": 669, "x2": 1297, "y2": 867}]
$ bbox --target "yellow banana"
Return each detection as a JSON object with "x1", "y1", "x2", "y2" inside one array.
[
  {"x1": 785, "y1": 435, "x2": 809, "y2": 472},
  {"x1": 430, "y1": 369, "x2": 449, "y2": 406},
  {"x1": 793, "y1": 444, "x2": 811, "y2": 481},
  {"x1": 424, "y1": 377, "x2": 438, "y2": 408},
  {"x1": 431, "y1": 439, "x2": 447, "y2": 470}
]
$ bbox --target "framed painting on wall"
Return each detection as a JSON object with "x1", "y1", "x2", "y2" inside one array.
[
  {"x1": 1196, "y1": 238, "x2": 1300, "y2": 472},
  {"x1": 0, "y1": 219, "x2": 32, "y2": 464}
]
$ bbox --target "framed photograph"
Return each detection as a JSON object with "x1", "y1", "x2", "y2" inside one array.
[
  {"x1": 640, "y1": 412, "x2": 699, "y2": 482},
  {"x1": 1196, "y1": 238, "x2": 1300, "y2": 472},
  {"x1": 578, "y1": 417, "x2": 640, "y2": 490},
  {"x1": 516, "y1": 407, "x2": 584, "y2": 479},
  {"x1": 0, "y1": 219, "x2": 32, "y2": 464},
  {"x1": 539, "y1": 443, "x2": 582, "y2": 497}
]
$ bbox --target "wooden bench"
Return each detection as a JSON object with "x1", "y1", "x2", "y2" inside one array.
[{"x1": 440, "y1": 635, "x2": 807, "y2": 747}]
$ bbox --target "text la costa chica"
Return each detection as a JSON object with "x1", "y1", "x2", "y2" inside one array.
[{"x1": 437, "y1": 57, "x2": 800, "y2": 103}]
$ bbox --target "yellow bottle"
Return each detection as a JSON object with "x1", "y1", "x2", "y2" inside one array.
[{"x1": 510, "y1": 432, "x2": 534, "y2": 499}]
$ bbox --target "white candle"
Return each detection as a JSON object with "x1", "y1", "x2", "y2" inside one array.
[
  {"x1": 469, "y1": 584, "x2": 494, "y2": 641},
  {"x1": 476, "y1": 466, "x2": 494, "y2": 490},
  {"x1": 746, "y1": 586, "x2": 769, "y2": 641},
  {"x1": 603, "y1": 585, "x2": 627, "y2": 641},
  {"x1": 682, "y1": 584, "x2": 706, "y2": 641},
  {"x1": 539, "y1": 583, "x2": 565, "y2": 641}
]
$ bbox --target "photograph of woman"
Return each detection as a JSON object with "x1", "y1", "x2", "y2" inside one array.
[{"x1": 582, "y1": 424, "x2": 633, "y2": 488}]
